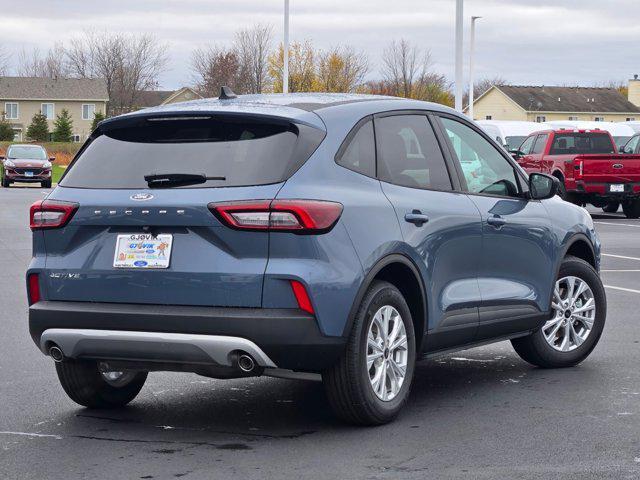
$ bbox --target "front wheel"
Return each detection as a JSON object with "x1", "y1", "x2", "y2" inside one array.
[
  {"x1": 1, "y1": 176, "x2": 9, "y2": 188},
  {"x1": 323, "y1": 280, "x2": 416, "y2": 425},
  {"x1": 41, "y1": 179, "x2": 52, "y2": 188},
  {"x1": 512, "y1": 256, "x2": 606, "y2": 368},
  {"x1": 622, "y1": 200, "x2": 640, "y2": 219},
  {"x1": 602, "y1": 201, "x2": 620, "y2": 213},
  {"x1": 56, "y1": 359, "x2": 147, "y2": 408}
]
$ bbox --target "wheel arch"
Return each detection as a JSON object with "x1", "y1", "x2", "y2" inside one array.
[
  {"x1": 563, "y1": 234, "x2": 596, "y2": 269},
  {"x1": 343, "y1": 254, "x2": 428, "y2": 353}
]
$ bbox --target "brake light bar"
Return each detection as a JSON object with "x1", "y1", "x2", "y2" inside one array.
[
  {"x1": 30, "y1": 200, "x2": 79, "y2": 230},
  {"x1": 209, "y1": 200, "x2": 343, "y2": 234}
]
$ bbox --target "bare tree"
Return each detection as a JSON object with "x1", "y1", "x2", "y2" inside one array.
[
  {"x1": 464, "y1": 75, "x2": 507, "y2": 108},
  {"x1": 234, "y1": 24, "x2": 273, "y2": 94},
  {"x1": 17, "y1": 44, "x2": 69, "y2": 78},
  {"x1": 191, "y1": 45, "x2": 242, "y2": 97},
  {"x1": 66, "y1": 31, "x2": 168, "y2": 115},
  {"x1": 0, "y1": 45, "x2": 10, "y2": 75},
  {"x1": 381, "y1": 39, "x2": 427, "y2": 98},
  {"x1": 317, "y1": 46, "x2": 369, "y2": 93}
]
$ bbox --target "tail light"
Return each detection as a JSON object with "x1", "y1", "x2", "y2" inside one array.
[
  {"x1": 27, "y1": 273, "x2": 40, "y2": 305},
  {"x1": 209, "y1": 200, "x2": 343, "y2": 234},
  {"x1": 30, "y1": 200, "x2": 79, "y2": 230},
  {"x1": 290, "y1": 280, "x2": 314, "y2": 314}
]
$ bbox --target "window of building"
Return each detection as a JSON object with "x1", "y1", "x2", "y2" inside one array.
[
  {"x1": 535, "y1": 115, "x2": 546, "y2": 123},
  {"x1": 41, "y1": 103, "x2": 54, "y2": 120},
  {"x1": 72, "y1": 134, "x2": 82, "y2": 143},
  {"x1": 4, "y1": 103, "x2": 18, "y2": 120},
  {"x1": 82, "y1": 104, "x2": 96, "y2": 120},
  {"x1": 626, "y1": 118, "x2": 636, "y2": 122},
  {"x1": 485, "y1": 115, "x2": 492, "y2": 120},
  {"x1": 594, "y1": 116, "x2": 605, "y2": 122},
  {"x1": 568, "y1": 116, "x2": 579, "y2": 121}
]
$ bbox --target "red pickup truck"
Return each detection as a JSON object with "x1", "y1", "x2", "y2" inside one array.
[{"x1": 513, "y1": 129, "x2": 640, "y2": 218}]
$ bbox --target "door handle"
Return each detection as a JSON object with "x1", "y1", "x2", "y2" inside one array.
[
  {"x1": 487, "y1": 215, "x2": 506, "y2": 228},
  {"x1": 405, "y1": 210, "x2": 430, "y2": 227}
]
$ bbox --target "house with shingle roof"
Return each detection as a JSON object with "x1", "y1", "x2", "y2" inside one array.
[
  {"x1": 0, "y1": 76, "x2": 108, "y2": 142},
  {"x1": 110, "y1": 87, "x2": 202, "y2": 116},
  {"x1": 468, "y1": 76, "x2": 640, "y2": 124}
]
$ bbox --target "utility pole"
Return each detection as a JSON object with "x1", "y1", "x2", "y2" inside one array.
[
  {"x1": 283, "y1": 0, "x2": 290, "y2": 94},
  {"x1": 454, "y1": 0, "x2": 464, "y2": 112},
  {"x1": 468, "y1": 16, "x2": 482, "y2": 119}
]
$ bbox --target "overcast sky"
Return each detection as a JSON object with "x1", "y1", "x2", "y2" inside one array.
[{"x1": 2, "y1": 0, "x2": 640, "y2": 90}]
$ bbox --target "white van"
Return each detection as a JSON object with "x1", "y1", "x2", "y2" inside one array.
[
  {"x1": 476, "y1": 120, "x2": 546, "y2": 151},
  {"x1": 545, "y1": 121, "x2": 635, "y2": 150},
  {"x1": 625, "y1": 121, "x2": 640, "y2": 134}
]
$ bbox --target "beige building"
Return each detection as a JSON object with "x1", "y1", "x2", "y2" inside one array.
[
  {"x1": 110, "y1": 87, "x2": 202, "y2": 116},
  {"x1": 469, "y1": 77, "x2": 640, "y2": 123},
  {"x1": 0, "y1": 76, "x2": 108, "y2": 142}
]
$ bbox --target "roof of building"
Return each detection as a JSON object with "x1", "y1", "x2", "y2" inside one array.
[
  {"x1": 496, "y1": 85, "x2": 640, "y2": 113},
  {"x1": 0, "y1": 76, "x2": 108, "y2": 101},
  {"x1": 133, "y1": 90, "x2": 175, "y2": 108}
]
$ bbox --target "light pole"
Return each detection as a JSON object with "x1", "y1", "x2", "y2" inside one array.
[
  {"x1": 454, "y1": 0, "x2": 464, "y2": 112},
  {"x1": 468, "y1": 16, "x2": 482, "y2": 119},
  {"x1": 283, "y1": 0, "x2": 290, "y2": 94}
]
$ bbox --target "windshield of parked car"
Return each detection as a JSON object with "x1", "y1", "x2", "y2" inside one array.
[
  {"x1": 548, "y1": 132, "x2": 615, "y2": 155},
  {"x1": 505, "y1": 136, "x2": 527, "y2": 151},
  {"x1": 60, "y1": 116, "x2": 323, "y2": 189},
  {"x1": 613, "y1": 136, "x2": 632, "y2": 149},
  {"x1": 7, "y1": 146, "x2": 47, "y2": 160}
]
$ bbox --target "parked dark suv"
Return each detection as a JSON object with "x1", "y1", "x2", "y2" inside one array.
[
  {"x1": 27, "y1": 93, "x2": 606, "y2": 425},
  {"x1": 1, "y1": 144, "x2": 54, "y2": 188}
]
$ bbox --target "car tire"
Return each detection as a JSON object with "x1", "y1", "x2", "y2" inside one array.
[
  {"x1": 1, "y1": 177, "x2": 9, "y2": 188},
  {"x1": 622, "y1": 200, "x2": 640, "y2": 219},
  {"x1": 41, "y1": 180, "x2": 52, "y2": 189},
  {"x1": 323, "y1": 280, "x2": 416, "y2": 425},
  {"x1": 55, "y1": 359, "x2": 147, "y2": 408},
  {"x1": 602, "y1": 201, "x2": 620, "y2": 213},
  {"x1": 511, "y1": 256, "x2": 606, "y2": 368}
]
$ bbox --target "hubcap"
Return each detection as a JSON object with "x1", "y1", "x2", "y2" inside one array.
[
  {"x1": 367, "y1": 305, "x2": 408, "y2": 402},
  {"x1": 546, "y1": 276, "x2": 596, "y2": 352}
]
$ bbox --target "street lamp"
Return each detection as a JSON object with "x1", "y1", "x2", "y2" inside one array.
[
  {"x1": 283, "y1": 0, "x2": 290, "y2": 94},
  {"x1": 468, "y1": 16, "x2": 482, "y2": 119},
  {"x1": 454, "y1": 0, "x2": 464, "y2": 112}
]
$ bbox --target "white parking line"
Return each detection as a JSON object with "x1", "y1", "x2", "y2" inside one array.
[
  {"x1": 595, "y1": 222, "x2": 640, "y2": 228},
  {"x1": 604, "y1": 285, "x2": 640, "y2": 295},
  {"x1": 602, "y1": 253, "x2": 640, "y2": 262}
]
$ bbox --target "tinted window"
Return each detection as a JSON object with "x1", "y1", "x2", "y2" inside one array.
[
  {"x1": 549, "y1": 132, "x2": 615, "y2": 155},
  {"x1": 532, "y1": 134, "x2": 548, "y2": 154},
  {"x1": 519, "y1": 135, "x2": 535, "y2": 154},
  {"x1": 376, "y1": 115, "x2": 451, "y2": 190},
  {"x1": 7, "y1": 146, "x2": 47, "y2": 160},
  {"x1": 441, "y1": 117, "x2": 520, "y2": 197},
  {"x1": 61, "y1": 117, "x2": 323, "y2": 189},
  {"x1": 336, "y1": 120, "x2": 375, "y2": 177}
]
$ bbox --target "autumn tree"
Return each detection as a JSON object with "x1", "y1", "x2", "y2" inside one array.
[
  {"x1": 191, "y1": 46, "x2": 242, "y2": 97},
  {"x1": 317, "y1": 47, "x2": 369, "y2": 93},
  {"x1": 268, "y1": 41, "x2": 317, "y2": 93}
]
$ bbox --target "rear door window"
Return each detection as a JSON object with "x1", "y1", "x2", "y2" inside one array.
[
  {"x1": 531, "y1": 134, "x2": 548, "y2": 154},
  {"x1": 335, "y1": 119, "x2": 376, "y2": 177},
  {"x1": 60, "y1": 116, "x2": 324, "y2": 189},
  {"x1": 549, "y1": 132, "x2": 615, "y2": 155},
  {"x1": 375, "y1": 115, "x2": 452, "y2": 190}
]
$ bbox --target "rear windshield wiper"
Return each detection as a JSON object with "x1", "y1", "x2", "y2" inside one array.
[{"x1": 144, "y1": 173, "x2": 226, "y2": 188}]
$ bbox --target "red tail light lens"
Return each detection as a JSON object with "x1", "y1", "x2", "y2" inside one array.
[
  {"x1": 210, "y1": 200, "x2": 343, "y2": 234},
  {"x1": 30, "y1": 200, "x2": 79, "y2": 230},
  {"x1": 290, "y1": 280, "x2": 314, "y2": 314},
  {"x1": 28, "y1": 273, "x2": 41, "y2": 305}
]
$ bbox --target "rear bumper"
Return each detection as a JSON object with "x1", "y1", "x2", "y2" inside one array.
[
  {"x1": 29, "y1": 301, "x2": 345, "y2": 372},
  {"x1": 569, "y1": 181, "x2": 640, "y2": 198}
]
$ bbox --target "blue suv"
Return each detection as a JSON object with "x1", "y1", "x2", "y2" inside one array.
[{"x1": 27, "y1": 92, "x2": 606, "y2": 425}]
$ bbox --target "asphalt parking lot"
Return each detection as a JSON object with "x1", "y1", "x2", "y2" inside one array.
[{"x1": 1, "y1": 186, "x2": 639, "y2": 480}]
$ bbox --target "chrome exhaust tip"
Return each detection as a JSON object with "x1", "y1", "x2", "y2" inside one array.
[
  {"x1": 238, "y1": 354, "x2": 255, "y2": 373},
  {"x1": 49, "y1": 345, "x2": 64, "y2": 363}
]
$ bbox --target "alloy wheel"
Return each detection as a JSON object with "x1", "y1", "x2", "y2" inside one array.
[
  {"x1": 546, "y1": 276, "x2": 596, "y2": 352},
  {"x1": 366, "y1": 305, "x2": 408, "y2": 401}
]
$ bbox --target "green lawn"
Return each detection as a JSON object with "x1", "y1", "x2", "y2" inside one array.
[{"x1": 52, "y1": 165, "x2": 66, "y2": 185}]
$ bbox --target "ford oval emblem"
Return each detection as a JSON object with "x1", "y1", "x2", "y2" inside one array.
[
  {"x1": 613, "y1": 164, "x2": 623, "y2": 169},
  {"x1": 130, "y1": 193, "x2": 154, "y2": 201}
]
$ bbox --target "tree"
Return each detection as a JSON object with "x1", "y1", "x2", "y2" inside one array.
[
  {"x1": 234, "y1": 24, "x2": 273, "y2": 94},
  {"x1": 91, "y1": 111, "x2": 106, "y2": 131},
  {"x1": 464, "y1": 75, "x2": 507, "y2": 108},
  {"x1": 0, "y1": 118, "x2": 14, "y2": 141},
  {"x1": 268, "y1": 41, "x2": 318, "y2": 93},
  {"x1": 317, "y1": 47, "x2": 369, "y2": 93},
  {"x1": 17, "y1": 44, "x2": 69, "y2": 78},
  {"x1": 66, "y1": 31, "x2": 169, "y2": 115},
  {"x1": 0, "y1": 46, "x2": 10, "y2": 75},
  {"x1": 52, "y1": 109, "x2": 74, "y2": 142},
  {"x1": 26, "y1": 113, "x2": 50, "y2": 142},
  {"x1": 191, "y1": 46, "x2": 242, "y2": 97}
]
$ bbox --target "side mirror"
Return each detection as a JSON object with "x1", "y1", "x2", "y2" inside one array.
[
  {"x1": 529, "y1": 173, "x2": 559, "y2": 200},
  {"x1": 49, "y1": 157, "x2": 55, "y2": 162},
  {"x1": 510, "y1": 150, "x2": 524, "y2": 161}
]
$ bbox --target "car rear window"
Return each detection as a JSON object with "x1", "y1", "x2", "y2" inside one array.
[
  {"x1": 60, "y1": 116, "x2": 324, "y2": 189},
  {"x1": 549, "y1": 132, "x2": 615, "y2": 155}
]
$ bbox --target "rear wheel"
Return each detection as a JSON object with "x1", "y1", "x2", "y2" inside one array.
[
  {"x1": 323, "y1": 280, "x2": 416, "y2": 425},
  {"x1": 55, "y1": 359, "x2": 147, "y2": 408},
  {"x1": 511, "y1": 256, "x2": 606, "y2": 368},
  {"x1": 622, "y1": 200, "x2": 640, "y2": 219},
  {"x1": 41, "y1": 179, "x2": 52, "y2": 188},
  {"x1": 602, "y1": 201, "x2": 620, "y2": 213}
]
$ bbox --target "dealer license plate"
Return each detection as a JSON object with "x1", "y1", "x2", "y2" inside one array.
[
  {"x1": 609, "y1": 184, "x2": 625, "y2": 193},
  {"x1": 113, "y1": 234, "x2": 173, "y2": 269}
]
